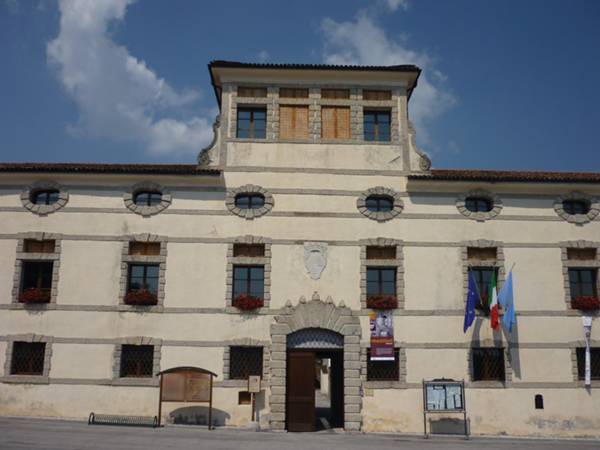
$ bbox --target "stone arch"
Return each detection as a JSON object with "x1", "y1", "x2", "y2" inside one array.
[{"x1": 269, "y1": 293, "x2": 361, "y2": 431}]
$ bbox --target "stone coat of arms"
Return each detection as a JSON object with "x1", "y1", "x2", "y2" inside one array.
[{"x1": 304, "y1": 242, "x2": 328, "y2": 280}]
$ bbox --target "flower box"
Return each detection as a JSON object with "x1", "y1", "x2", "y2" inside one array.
[
  {"x1": 571, "y1": 296, "x2": 600, "y2": 311},
  {"x1": 124, "y1": 289, "x2": 158, "y2": 306},
  {"x1": 366, "y1": 295, "x2": 398, "y2": 310},
  {"x1": 18, "y1": 288, "x2": 51, "y2": 304},
  {"x1": 233, "y1": 294, "x2": 264, "y2": 311}
]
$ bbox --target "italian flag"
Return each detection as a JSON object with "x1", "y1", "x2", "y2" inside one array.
[{"x1": 489, "y1": 272, "x2": 500, "y2": 330}]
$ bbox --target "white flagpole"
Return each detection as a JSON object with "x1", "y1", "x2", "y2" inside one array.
[{"x1": 582, "y1": 316, "x2": 592, "y2": 387}]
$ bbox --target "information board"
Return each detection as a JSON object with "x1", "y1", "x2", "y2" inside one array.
[{"x1": 424, "y1": 381, "x2": 464, "y2": 412}]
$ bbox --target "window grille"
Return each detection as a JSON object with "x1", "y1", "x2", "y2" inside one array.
[
  {"x1": 237, "y1": 107, "x2": 266, "y2": 139},
  {"x1": 366, "y1": 246, "x2": 396, "y2": 260},
  {"x1": 129, "y1": 242, "x2": 160, "y2": 256},
  {"x1": 120, "y1": 345, "x2": 154, "y2": 377},
  {"x1": 367, "y1": 348, "x2": 399, "y2": 381},
  {"x1": 321, "y1": 89, "x2": 349, "y2": 99},
  {"x1": 279, "y1": 88, "x2": 308, "y2": 98},
  {"x1": 472, "y1": 348, "x2": 505, "y2": 381},
  {"x1": 23, "y1": 239, "x2": 55, "y2": 253},
  {"x1": 233, "y1": 244, "x2": 265, "y2": 258},
  {"x1": 229, "y1": 346, "x2": 263, "y2": 380},
  {"x1": 576, "y1": 347, "x2": 600, "y2": 380},
  {"x1": 467, "y1": 247, "x2": 497, "y2": 261},
  {"x1": 11, "y1": 342, "x2": 45, "y2": 375},
  {"x1": 237, "y1": 86, "x2": 267, "y2": 98},
  {"x1": 567, "y1": 248, "x2": 597, "y2": 261},
  {"x1": 363, "y1": 90, "x2": 391, "y2": 100},
  {"x1": 568, "y1": 269, "x2": 598, "y2": 299},
  {"x1": 363, "y1": 110, "x2": 391, "y2": 142}
]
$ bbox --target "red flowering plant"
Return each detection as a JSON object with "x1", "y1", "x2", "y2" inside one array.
[
  {"x1": 18, "y1": 288, "x2": 51, "y2": 304},
  {"x1": 124, "y1": 289, "x2": 158, "y2": 306},
  {"x1": 366, "y1": 295, "x2": 398, "y2": 310},
  {"x1": 571, "y1": 296, "x2": 600, "y2": 311},
  {"x1": 233, "y1": 294, "x2": 264, "y2": 311}
]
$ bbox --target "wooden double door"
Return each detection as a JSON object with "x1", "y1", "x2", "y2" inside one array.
[{"x1": 286, "y1": 349, "x2": 343, "y2": 432}]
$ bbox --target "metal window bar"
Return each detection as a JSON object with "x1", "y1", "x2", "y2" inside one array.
[
  {"x1": 576, "y1": 348, "x2": 600, "y2": 380},
  {"x1": 367, "y1": 348, "x2": 399, "y2": 381},
  {"x1": 120, "y1": 345, "x2": 154, "y2": 378},
  {"x1": 229, "y1": 346, "x2": 263, "y2": 380},
  {"x1": 472, "y1": 348, "x2": 505, "y2": 381},
  {"x1": 11, "y1": 342, "x2": 45, "y2": 375}
]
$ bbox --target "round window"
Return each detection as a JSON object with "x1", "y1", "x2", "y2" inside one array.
[
  {"x1": 465, "y1": 197, "x2": 493, "y2": 213},
  {"x1": 365, "y1": 195, "x2": 393, "y2": 213},
  {"x1": 235, "y1": 193, "x2": 265, "y2": 210},
  {"x1": 562, "y1": 199, "x2": 590, "y2": 215},
  {"x1": 31, "y1": 189, "x2": 59, "y2": 205},
  {"x1": 134, "y1": 191, "x2": 163, "y2": 207}
]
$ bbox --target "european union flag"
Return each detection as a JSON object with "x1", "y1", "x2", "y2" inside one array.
[{"x1": 463, "y1": 271, "x2": 479, "y2": 333}]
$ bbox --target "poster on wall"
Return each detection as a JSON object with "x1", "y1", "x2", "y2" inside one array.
[{"x1": 369, "y1": 311, "x2": 394, "y2": 361}]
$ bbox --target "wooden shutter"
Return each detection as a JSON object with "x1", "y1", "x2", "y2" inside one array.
[
  {"x1": 280, "y1": 88, "x2": 308, "y2": 98},
  {"x1": 129, "y1": 242, "x2": 161, "y2": 256},
  {"x1": 24, "y1": 239, "x2": 55, "y2": 253},
  {"x1": 321, "y1": 106, "x2": 350, "y2": 140},
  {"x1": 363, "y1": 90, "x2": 391, "y2": 100},
  {"x1": 280, "y1": 105, "x2": 308, "y2": 140},
  {"x1": 322, "y1": 89, "x2": 349, "y2": 99},
  {"x1": 238, "y1": 86, "x2": 267, "y2": 98}
]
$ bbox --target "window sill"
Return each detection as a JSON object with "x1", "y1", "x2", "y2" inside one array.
[
  {"x1": 111, "y1": 377, "x2": 159, "y2": 387},
  {"x1": 467, "y1": 381, "x2": 506, "y2": 388},
  {"x1": 364, "y1": 380, "x2": 404, "y2": 389},
  {"x1": 1, "y1": 375, "x2": 49, "y2": 384}
]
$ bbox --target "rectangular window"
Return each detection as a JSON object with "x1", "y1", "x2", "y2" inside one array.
[
  {"x1": 472, "y1": 348, "x2": 505, "y2": 381},
  {"x1": 233, "y1": 266, "x2": 264, "y2": 299},
  {"x1": 363, "y1": 90, "x2": 391, "y2": 100},
  {"x1": 229, "y1": 346, "x2": 263, "y2": 380},
  {"x1": 321, "y1": 88, "x2": 350, "y2": 99},
  {"x1": 237, "y1": 86, "x2": 267, "y2": 98},
  {"x1": 467, "y1": 247, "x2": 497, "y2": 261},
  {"x1": 21, "y1": 261, "x2": 53, "y2": 292},
  {"x1": 567, "y1": 248, "x2": 597, "y2": 261},
  {"x1": 279, "y1": 105, "x2": 309, "y2": 140},
  {"x1": 128, "y1": 264, "x2": 159, "y2": 294},
  {"x1": 279, "y1": 88, "x2": 308, "y2": 98},
  {"x1": 468, "y1": 267, "x2": 497, "y2": 308},
  {"x1": 363, "y1": 110, "x2": 391, "y2": 142},
  {"x1": 576, "y1": 347, "x2": 600, "y2": 380},
  {"x1": 366, "y1": 246, "x2": 396, "y2": 260},
  {"x1": 568, "y1": 269, "x2": 598, "y2": 299},
  {"x1": 321, "y1": 106, "x2": 350, "y2": 140},
  {"x1": 10, "y1": 342, "x2": 45, "y2": 375},
  {"x1": 233, "y1": 244, "x2": 265, "y2": 258},
  {"x1": 119, "y1": 345, "x2": 154, "y2": 377},
  {"x1": 366, "y1": 267, "x2": 396, "y2": 298},
  {"x1": 367, "y1": 348, "x2": 399, "y2": 381},
  {"x1": 129, "y1": 242, "x2": 161, "y2": 256},
  {"x1": 237, "y1": 107, "x2": 266, "y2": 139},
  {"x1": 23, "y1": 239, "x2": 55, "y2": 253}
]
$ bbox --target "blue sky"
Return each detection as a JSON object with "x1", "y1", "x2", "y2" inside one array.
[{"x1": 1, "y1": 0, "x2": 599, "y2": 171}]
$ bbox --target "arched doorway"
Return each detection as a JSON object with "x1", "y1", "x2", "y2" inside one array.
[{"x1": 269, "y1": 295, "x2": 362, "y2": 432}]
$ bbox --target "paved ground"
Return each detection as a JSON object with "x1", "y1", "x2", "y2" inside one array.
[{"x1": 0, "y1": 417, "x2": 598, "y2": 450}]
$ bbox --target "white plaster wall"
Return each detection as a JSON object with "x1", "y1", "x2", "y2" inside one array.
[
  {"x1": 405, "y1": 349, "x2": 467, "y2": 382},
  {"x1": 0, "y1": 239, "x2": 17, "y2": 304},
  {"x1": 513, "y1": 349, "x2": 573, "y2": 383},
  {"x1": 164, "y1": 243, "x2": 227, "y2": 308},
  {"x1": 67, "y1": 191, "x2": 124, "y2": 209},
  {"x1": 0, "y1": 341, "x2": 6, "y2": 373},
  {"x1": 58, "y1": 241, "x2": 122, "y2": 305},
  {"x1": 160, "y1": 346, "x2": 223, "y2": 378},
  {"x1": 50, "y1": 344, "x2": 113, "y2": 379},
  {"x1": 169, "y1": 190, "x2": 225, "y2": 210},
  {"x1": 0, "y1": 189, "x2": 22, "y2": 207},
  {"x1": 272, "y1": 194, "x2": 357, "y2": 214}
]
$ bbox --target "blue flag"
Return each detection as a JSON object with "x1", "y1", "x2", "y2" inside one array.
[
  {"x1": 498, "y1": 271, "x2": 516, "y2": 333},
  {"x1": 463, "y1": 271, "x2": 478, "y2": 333}
]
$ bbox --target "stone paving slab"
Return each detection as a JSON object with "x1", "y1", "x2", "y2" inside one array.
[{"x1": 0, "y1": 417, "x2": 598, "y2": 450}]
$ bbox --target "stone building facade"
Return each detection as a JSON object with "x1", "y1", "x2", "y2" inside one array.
[{"x1": 0, "y1": 61, "x2": 599, "y2": 437}]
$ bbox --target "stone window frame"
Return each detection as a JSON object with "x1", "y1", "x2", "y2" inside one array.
[
  {"x1": 119, "y1": 234, "x2": 167, "y2": 310},
  {"x1": 560, "y1": 240, "x2": 600, "y2": 310},
  {"x1": 20, "y1": 181, "x2": 68, "y2": 216},
  {"x1": 554, "y1": 191, "x2": 600, "y2": 225},
  {"x1": 357, "y1": 187, "x2": 404, "y2": 222},
  {"x1": 3, "y1": 334, "x2": 53, "y2": 384},
  {"x1": 360, "y1": 238, "x2": 404, "y2": 310},
  {"x1": 225, "y1": 185, "x2": 274, "y2": 220},
  {"x1": 467, "y1": 344, "x2": 513, "y2": 387},
  {"x1": 360, "y1": 344, "x2": 406, "y2": 389},
  {"x1": 222, "y1": 338, "x2": 270, "y2": 387},
  {"x1": 570, "y1": 343, "x2": 600, "y2": 387},
  {"x1": 11, "y1": 232, "x2": 62, "y2": 305},
  {"x1": 229, "y1": 85, "x2": 276, "y2": 140},
  {"x1": 225, "y1": 235, "x2": 272, "y2": 311},
  {"x1": 456, "y1": 189, "x2": 503, "y2": 221},
  {"x1": 462, "y1": 240, "x2": 505, "y2": 316},
  {"x1": 112, "y1": 337, "x2": 162, "y2": 386},
  {"x1": 123, "y1": 181, "x2": 172, "y2": 217}
]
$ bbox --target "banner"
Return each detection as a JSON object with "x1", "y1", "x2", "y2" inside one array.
[
  {"x1": 369, "y1": 311, "x2": 394, "y2": 361},
  {"x1": 582, "y1": 316, "x2": 592, "y2": 386}
]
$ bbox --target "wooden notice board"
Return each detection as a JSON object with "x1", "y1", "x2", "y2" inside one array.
[{"x1": 157, "y1": 367, "x2": 217, "y2": 429}]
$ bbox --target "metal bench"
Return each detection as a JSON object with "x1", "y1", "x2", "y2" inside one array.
[{"x1": 88, "y1": 412, "x2": 158, "y2": 428}]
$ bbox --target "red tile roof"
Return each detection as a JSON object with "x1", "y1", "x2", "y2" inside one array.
[
  {"x1": 409, "y1": 169, "x2": 600, "y2": 183},
  {"x1": 0, "y1": 163, "x2": 221, "y2": 176}
]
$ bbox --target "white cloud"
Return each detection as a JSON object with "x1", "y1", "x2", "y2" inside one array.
[
  {"x1": 385, "y1": 0, "x2": 409, "y2": 12},
  {"x1": 258, "y1": 50, "x2": 270, "y2": 62},
  {"x1": 320, "y1": 12, "x2": 455, "y2": 149},
  {"x1": 47, "y1": 0, "x2": 213, "y2": 157}
]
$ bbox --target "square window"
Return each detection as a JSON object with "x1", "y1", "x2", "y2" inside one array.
[
  {"x1": 576, "y1": 348, "x2": 600, "y2": 380},
  {"x1": 233, "y1": 266, "x2": 264, "y2": 300},
  {"x1": 119, "y1": 345, "x2": 154, "y2": 378},
  {"x1": 472, "y1": 348, "x2": 505, "y2": 381},
  {"x1": 363, "y1": 110, "x2": 391, "y2": 142},
  {"x1": 237, "y1": 107, "x2": 266, "y2": 139},
  {"x1": 20, "y1": 261, "x2": 53, "y2": 303},
  {"x1": 366, "y1": 268, "x2": 397, "y2": 298},
  {"x1": 229, "y1": 346, "x2": 263, "y2": 380},
  {"x1": 367, "y1": 348, "x2": 399, "y2": 381},
  {"x1": 569, "y1": 269, "x2": 598, "y2": 299},
  {"x1": 127, "y1": 264, "x2": 159, "y2": 294},
  {"x1": 10, "y1": 342, "x2": 46, "y2": 375}
]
